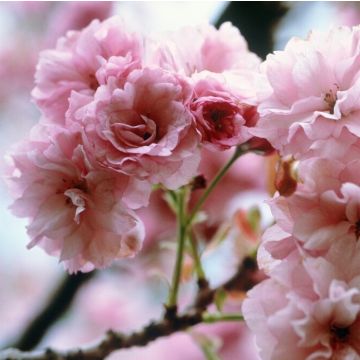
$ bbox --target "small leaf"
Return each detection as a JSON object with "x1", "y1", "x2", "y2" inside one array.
[
  {"x1": 234, "y1": 207, "x2": 261, "y2": 243},
  {"x1": 247, "y1": 206, "x2": 261, "y2": 233},
  {"x1": 214, "y1": 288, "x2": 227, "y2": 312},
  {"x1": 189, "y1": 331, "x2": 222, "y2": 360}
]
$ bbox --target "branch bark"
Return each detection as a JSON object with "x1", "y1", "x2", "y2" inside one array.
[
  {"x1": 1, "y1": 257, "x2": 258, "y2": 360},
  {"x1": 5, "y1": 272, "x2": 95, "y2": 352}
]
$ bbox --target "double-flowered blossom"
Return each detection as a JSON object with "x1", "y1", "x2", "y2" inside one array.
[
  {"x1": 244, "y1": 239, "x2": 360, "y2": 360},
  {"x1": 148, "y1": 22, "x2": 260, "y2": 77},
  {"x1": 70, "y1": 67, "x2": 200, "y2": 189},
  {"x1": 6, "y1": 127, "x2": 147, "y2": 273},
  {"x1": 262, "y1": 156, "x2": 360, "y2": 255},
  {"x1": 6, "y1": 16, "x2": 262, "y2": 272},
  {"x1": 244, "y1": 25, "x2": 360, "y2": 360},
  {"x1": 190, "y1": 72, "x2": 258, "y2": 151},
  {"x1": 32, "y1": 16, "x2": 143, "y2": 125},
  {"x1": 253, "y1": 26, "x2": 360, "y2": 160},
  {"x1": 148, "y1": 22, "x2": 263, "y2": 152}
]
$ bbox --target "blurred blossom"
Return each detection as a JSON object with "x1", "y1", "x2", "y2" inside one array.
[
  {"x1": 0, "y1": 3, "x2": 245, "y2": 354},
  {"x1": 0, "y1": 2, "x2": 113, "y2": 106},
  {"x1": 42, "y1": 270, "x2": 259, "y2": 360}
]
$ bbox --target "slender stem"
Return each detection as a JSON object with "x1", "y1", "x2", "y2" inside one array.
[
  {"x1": 166, "y1": 145, "x2": 248, "y2": 310},
  {"x1": 166, "y1": 188, "x2": 187, "y2": 309},
  {"x1": 202, "y1": 313, "x2": 244, "y2": 323},
  {"x1": 187, "y1": 146, "x2": 247, "y2": 226},
  {"x1": 188, "y1": 231, "x2": 206, "y2": 280}
]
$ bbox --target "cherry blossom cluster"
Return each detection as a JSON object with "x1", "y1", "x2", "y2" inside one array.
[
  {"x1": 243, "y1": 26, "x2": 360, "y2": 359},
  {"x1": 5, "y1": 17, "x2": 262, "y2": 273}
]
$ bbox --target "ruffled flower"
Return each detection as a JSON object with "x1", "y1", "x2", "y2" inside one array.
[
  {"x1": 32, "y1": 16, "x2": 143, "y2": 124},
  {"x1": 244, "y1": 239, "x2": 360, "y2": 360},
  {"x1": 6, "y1": 127, "x2": 148, "y2": 272},
  {"x1": 72, "y1": 67, "x2": 200, "y2": 189},
  {"x1": 149, "y1": 22, "x2": 260, "y2": 76},
  {"x1": 190, "y1": 73, "x2": 258, "y2": 151},
  {"x1": 254, "y1": 26, "x2": 360, "y2": 159}
]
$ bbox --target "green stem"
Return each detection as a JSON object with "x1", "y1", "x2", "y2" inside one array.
[
  {"x1": 166, "y1": 188, "x2": 187, "y2": 308},
  {"x1": 187, "y1": 146, "x2": 247, "y2": 226},
  {"x1": 202, "y1": 312, "x2": 244, "y2": 323},
  {"x1": 166, "y1": 145, "x2": 248, "y2": 310},
  {"x1": 188, "y1": 231, "x2": 206, "y2": 280}
]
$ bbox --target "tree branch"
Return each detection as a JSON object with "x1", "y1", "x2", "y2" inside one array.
[
  {"x1": 5, "y1": 272, "x2": 95, "y2": 352},
  {"x1": 1, "y1": 257, "x2": 258, "y2": 360}
]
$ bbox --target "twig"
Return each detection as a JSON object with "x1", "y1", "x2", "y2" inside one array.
[
  {"x1": 5, "y1": 272, "x2": 95, "y2": 351},
  {"x1": 0, "y1": 257, "x2": 258, "y2": 360},
  {"x1": 187, "y1": 146, "x2": 247, "y2": 227}
]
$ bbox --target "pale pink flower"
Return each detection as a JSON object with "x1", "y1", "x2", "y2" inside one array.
[
  {"x1": 190, "y1": 73, "x2": 258, "y2": 151},
  {"x1": 263, "y1": 157, "x2": 360, "y2": 255},
  {"x1": 73, "y1": 67, "x2": 200, "y2": 189},
  {"x1": 6, "y1": 126, "x2": 148, "y2": 273},
  {"x1": 244, "y1": 239, "x2": 360, "y2": 360},
  {"x1": 245, "y1": 278, "x2": 360, "y2": 360},
  {"x1": 149, "y1": 22, "x2": 260, "y2": 77},
  {"x1": 254, "y1": 26, "x2": 360, "y2": 159},
  {"x1": 32, "y1": 16, "x2": 143, "y2": 124},
  {"x1": 243, "y1": 277, "x2": 308, "y2": 360},
  {"x1": 291, "y1": 183, "x2": 360, "y2": 251}
]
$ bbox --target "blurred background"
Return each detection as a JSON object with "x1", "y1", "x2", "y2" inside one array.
[{"x1": 1, "y1": 2, "x2": 360, "y2": 359}]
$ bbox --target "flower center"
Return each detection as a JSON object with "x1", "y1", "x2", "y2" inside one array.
[
  {"x1": 143, "y1": 131, "x2": 151, "y2": 140},
  {"x1": 88, "y1": 73, "x2": 99, "y2": 91},
  {"x1": 203, "y1": 103, "x2": 236, "y2": 134},
  {"x1": 63, "y1": 180, "x2": 89, "y2": 224},
  {"x1": 330, "y1": 324, "x2": 350, "y2": 344},
  {"x1": 65, "y1": 192, "x2": 88, "y2": 223},
  {"x1": 323, "y1": 86, "x2": 338, "y2": 114},
  {"x1": 355, "y1": 220, "x2": 360, "y2": 240}
]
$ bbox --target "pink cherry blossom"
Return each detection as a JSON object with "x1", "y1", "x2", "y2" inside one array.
[
  {"x1": 262, "y1": 156, "x2": 360, "y2": 258},
  {"x1": 254, "y1": 26, "x2": 360, "y2": 159},
  {"x1": 243, "y1": 277, "x2": 307, "y2": 360},
  {"x1": 245, "y1": 277, "x2": 360, "y2": 360},
  {"x1": 5, "y1": 126, "x2": 147, "y2": 273},
  {"x1": 190, "y1": 73, "x2": 258, "y2": 151},
  {"x1": 32, "y1": 16, "x2": 143, "y2": 124},
  {"x1": 72, "y1": 67, "x2": 200, "y2": 189},
  {"x1": 244, "y1": 239, "x2": 360, "y2": 360},
  {"x1": 292, "y1": 183, "x2": 360, "y2": 251},
  {"x1": 149, "y1": 22, "x2": 260, "y2": 76}
]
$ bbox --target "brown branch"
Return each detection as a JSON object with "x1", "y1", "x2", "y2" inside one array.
[
  {"x1": 4, "y1": 272, "x2": 95, "y2": 352},
  {"x1": 1, "y1": 257, "x2": 258, "y2": 360}
]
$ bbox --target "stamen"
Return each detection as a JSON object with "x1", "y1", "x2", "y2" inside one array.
[{"x1": 324, "y1": 89, "x2": 337, "y2": 114}]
